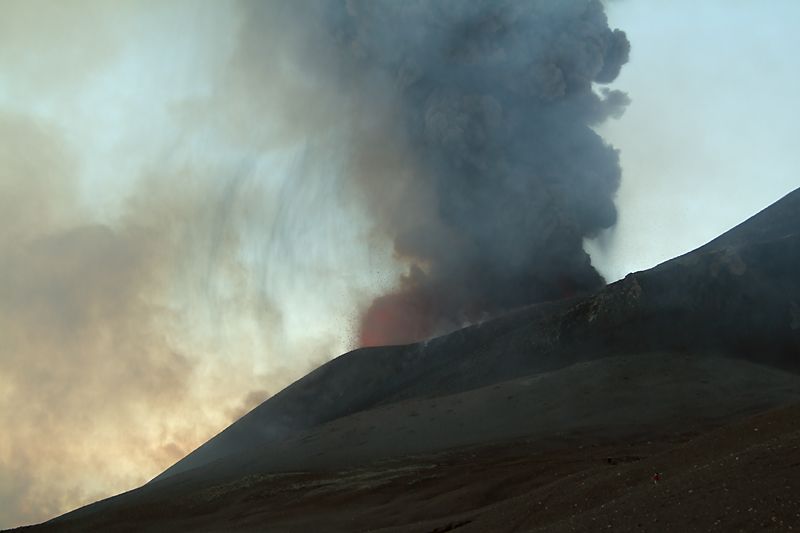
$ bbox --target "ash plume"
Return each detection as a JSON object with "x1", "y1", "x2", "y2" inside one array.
[
  {"x1": 0, "y1": 0, "x2": 629, "y2": 527},
  {"x1": 242, "y1": 0, "x2": 630, "y2": 346}
]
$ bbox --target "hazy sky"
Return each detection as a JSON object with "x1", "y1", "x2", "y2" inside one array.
[
  {"x1": 587, "y1": 0, "x2": 800, "y2": 280},
  {"x1": 1, "y1": 1, "x2": 798, "y2": 528}
]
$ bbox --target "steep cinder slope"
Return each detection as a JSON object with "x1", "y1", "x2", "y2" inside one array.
[{"x1": 155, "y1": 187, "x2": 800, "y2": 483}]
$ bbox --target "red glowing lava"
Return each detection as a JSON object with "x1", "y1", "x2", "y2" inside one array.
[{"x1": 359, "y1": 292, "x2": 436, "y2": 347}]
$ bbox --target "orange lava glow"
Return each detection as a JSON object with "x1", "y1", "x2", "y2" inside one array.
[{"x1": 359, "y1": 292, "x2": 435, "y2": 347}]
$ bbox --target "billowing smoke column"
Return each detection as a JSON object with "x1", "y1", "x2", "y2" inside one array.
[{"x1": 315, "y1": 1, "x2": 630, "y2": 346}]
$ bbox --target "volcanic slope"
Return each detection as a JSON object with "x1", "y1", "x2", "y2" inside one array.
[
  {"x1": 13, "y1": 397, "x2": 800, "y2": 532},
  {"x1": 151, "y1": 187, "x2": 800, "y2": 483},
  {"x1": 11, "y1": 187, "x2": 800, "y2": 532}
]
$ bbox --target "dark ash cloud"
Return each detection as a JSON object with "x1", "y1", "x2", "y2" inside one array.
[{"x1": 248, "y1": 0, "x2": 631, "y2": 345}]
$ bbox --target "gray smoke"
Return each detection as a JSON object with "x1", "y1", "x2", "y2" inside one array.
[
  {"x1": 0, "y1": 1, "x2": 628, "y2": 526},
  {"x1": 240, "y1": 0, "x2": 629, "y2": 345}
]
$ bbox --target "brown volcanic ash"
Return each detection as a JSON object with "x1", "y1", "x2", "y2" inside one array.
[{"x1": 297, "y1": 0, "x2": 631, "y2": 346}]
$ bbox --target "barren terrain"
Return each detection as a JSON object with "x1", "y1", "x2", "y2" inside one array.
[
  {"x1": 8, "y1": 189, "x2": 800, "y2": 532},
  {"x1": 13, "y1": 400, "x2": 800, "y2": 532}
]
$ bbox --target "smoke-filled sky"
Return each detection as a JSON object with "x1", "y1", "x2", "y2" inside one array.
[{"x1": 1, "y1": 0, "x2": 799, "y2": 529}]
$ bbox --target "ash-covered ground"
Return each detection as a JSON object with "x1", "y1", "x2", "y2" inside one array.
[{"x1": 8, "y1": 187, "x2": 800, "y2": 532}]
